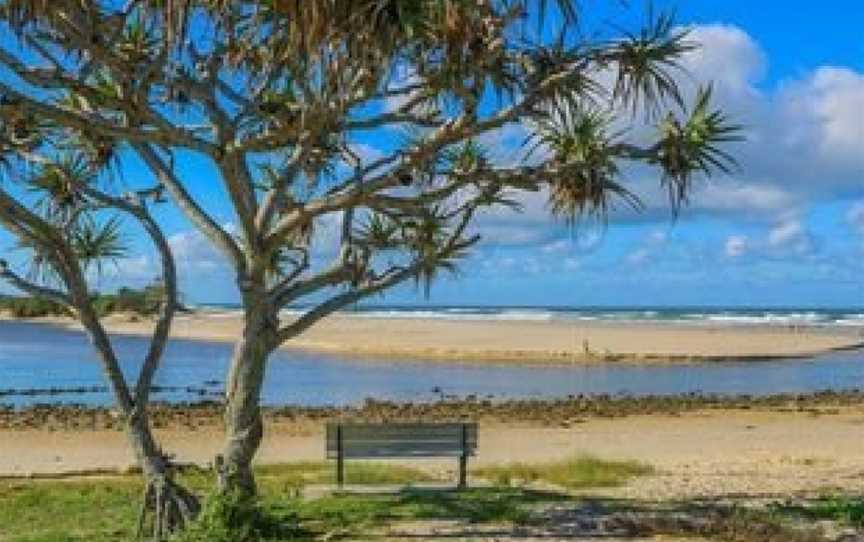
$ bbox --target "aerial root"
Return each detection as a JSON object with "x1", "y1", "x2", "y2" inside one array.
[{"x1": 136, "y1": 476, "x2": 200, "y2": 541}]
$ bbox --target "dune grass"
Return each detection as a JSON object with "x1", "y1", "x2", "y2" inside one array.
[{"x1": 475, "y1": 455, "x2": 653, "y2": 490}]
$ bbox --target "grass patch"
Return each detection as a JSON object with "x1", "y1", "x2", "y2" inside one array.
[
  {"x1": 0, "y1": 457, "x2": 651, "y2": 541},
  {"x1": 254, "y1": 461, "x2": 438, "y2": 491},
  {"x1": 0, "y1": 479, "x2": 142, "y2": 541},
  {"x1": 475, "y1": 455, "x2": 653, "y2": 490},
  {"x1": 0, "y1": 483, "x2": 563, "y2": 541},
  {"x1": 772, "y1": 496, "x2": 864, "y2": 527},
  {"x1": 283, "y1": 486, "x2": 572, "y2": 537},
  {"x1": 811, "y1": 498, "x2": 864, "y2": 525},
  {"x1": 0, "y1": 462, "x2": 435, "y2": 542}
]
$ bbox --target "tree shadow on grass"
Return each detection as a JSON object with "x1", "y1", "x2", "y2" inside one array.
[
  {"x1": 290, "y1": 486, "x2": 572, "y2": 539},
  {"x1": 295, "y1": 489, "x2": 840, "y2": 541}
]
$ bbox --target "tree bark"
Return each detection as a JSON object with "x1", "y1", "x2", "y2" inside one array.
[
  {"x1": 73, "y1": 281, "x2": 198, "y2": 539},
  {"x1": 218, "y1": 290, "x2": 277, "y2": 494},
  {"x1": 81, "y1": 310, "x2": 199, "y2": 538},
  {"x1": 129, "y1": 412, "x2": 200, "y2": 540}
]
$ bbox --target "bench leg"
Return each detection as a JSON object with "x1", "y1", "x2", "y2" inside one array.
[
  {"x1": 458, "y1": 454, "x2": 468, "y2": 489},
  {"x1": 336, "y1": 425, "x2": 345, "y2": 490}
]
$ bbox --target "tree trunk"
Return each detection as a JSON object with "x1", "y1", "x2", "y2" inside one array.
[
  {"x1": 129, "y1": 413, "x2": 201, "y2": 539},
  {"x1": 219, "y1": 298, "x2": 276, "y2": 494},
  {"x1": 76, "y1": 296, "x2": 199, "y2": 539}
]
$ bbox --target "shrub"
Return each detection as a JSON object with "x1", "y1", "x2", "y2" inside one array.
[
  {"x1": 0, "y1": 281, "x2": 177, "y2": 318},
  {"x1": 476, "y1": 455, "x2": 653, "y2": 490},
  {"x1": 171, "y1": 491, "x2": 306, "y2": 542}
]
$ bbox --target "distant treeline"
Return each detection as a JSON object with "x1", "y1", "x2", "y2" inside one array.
[{"x1": 0, "y1": 282, "x2": 181, "y2": 318}]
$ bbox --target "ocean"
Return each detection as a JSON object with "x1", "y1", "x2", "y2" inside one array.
[{"x1": 202, "y1": 304, "x2": 864, "y2": 327}]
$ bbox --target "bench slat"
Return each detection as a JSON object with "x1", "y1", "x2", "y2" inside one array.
[
  {"x1": 329, "y1": 445, "x2": 470, "y2": 459},
  {"x1": 328, "y1": 423, "x2": 473, "y2": 437},
  {"x1": 326, "y1": 423, "x2": 477, "y2": 459}
]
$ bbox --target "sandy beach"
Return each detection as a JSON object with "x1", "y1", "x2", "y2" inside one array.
[
  {"x1": 3, "y1": 403, "x2": 864, "y2": 500},
  {"x1": 10, "y1": 311, "x2": 863, "y2": 363}
]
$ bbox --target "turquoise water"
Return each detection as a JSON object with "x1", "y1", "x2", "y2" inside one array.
[{"x1": 2, "y1": 320, "x2": 864, "y2": 408}]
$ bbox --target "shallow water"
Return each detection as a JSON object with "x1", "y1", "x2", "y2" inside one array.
[{"x1": 1, "y1": 320, "x2": 863, "y2": 408}]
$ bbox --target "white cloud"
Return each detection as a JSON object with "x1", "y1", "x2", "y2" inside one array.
[
  {"x1": 626, "y1": 247, "x2": 651, "y2": 265},
  {"x1": 779, "y1": 67, "x2": 864, "y2": 166},
  {"x1": 477, "y1": 123, "x2": 535, "y2": 166},
  {"x1": 680, "y1": 24, "x2": 766, "y2": 99},
  {"x1": 348, "y1": 143, "x2": 387, "y2": 164},
  {"x1": 720, "y1": 215, "x2": 817, "y2": 263},
  {"x1": 541, "y1": 239, "x2": 574, "y2": 254},
  {"x1": 767, "y1": 219, "x2": 806, "y2": 250},
  {"x1": 540, "y1": 229, "x2": 603, "y2": 254},
  {"x1": 621, "y1": 25, "x2": 864, "y2": 225},
  {"x1": 382, "y1": 70, "x2": 423, "y2": 113},
  {"x1": 169, "y1": 228, "x2": 229, "y2": 272},
  {"x1": 625, "y1": 229, "x2": 670, "y2": 265},
  {"x1": 691, "y1": 183, "x2": 800, "y2": 218},
  {"x1": 96, "y1": 255, "x2": 156, "y2": 286},
  {"x1": 724, "y1": 235, "x2": 749, "y2": 258}
]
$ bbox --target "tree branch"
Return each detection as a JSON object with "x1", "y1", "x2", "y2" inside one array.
[
  {"x1": 274, "y1": 264, "x2": 418, "y2": 346},
  {"x1": 134, "y1": 143, "x2": 246, "y2": 274},
  {"x1": 0, "y1": 78, "x2": 217, "y2": 155},
  {"x1": 73, "y1": 184, "x2": 178, "y2": 406},
  {"x1": 0, "y1": 260, "x2": 72, "y2": 306}
]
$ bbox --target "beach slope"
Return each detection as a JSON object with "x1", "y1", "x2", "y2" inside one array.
[{"x1": 61, "y1": 312, "x2": 864, "y2": 363}]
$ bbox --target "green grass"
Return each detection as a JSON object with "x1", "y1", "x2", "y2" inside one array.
[
  {"x1": 0, "y1": 457, "x2": 652, "y2": 541},
  {"x1": 772, "y1": 496, "x2": 864, "y2": 527},
  {"x1": 0, "y1": 478, "x2": 142, "y2": 541},
  {"x1": 475, "y1": 455, "x2": 653, "y2": 490},
  {"x1": 254, "y1": 461, "x2": 438, "y2": 491},
  {"x1": 0, "y1": 462, "x2": 434, "y2": 542}
]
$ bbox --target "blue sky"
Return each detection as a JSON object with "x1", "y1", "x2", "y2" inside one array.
[{"x1": 1, "y1": 1, "x2": 863, "y2": 308}]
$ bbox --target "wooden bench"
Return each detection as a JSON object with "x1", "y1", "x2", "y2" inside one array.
[{"x1": 326, "y1": 422, "x2": 478, "y2": 489}]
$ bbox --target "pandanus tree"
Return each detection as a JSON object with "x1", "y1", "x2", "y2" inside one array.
[
  {"x1": 0, "y1": 0, "x2": 739, "y2": 513},
  {"x1": 0, "y1": 138, "x2": 199, "y2": 535}
]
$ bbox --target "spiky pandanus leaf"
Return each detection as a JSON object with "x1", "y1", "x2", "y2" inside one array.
[
  {"x1": 652, "y1": 86, "x2": 742, "y2": 211},
  {"x1": 71, "y1": 215, "x2": 128, "y2": 275},
  {"x1": 355, "y1": 213, "x2": 402, "y2": 251},
  {"x1": 0, "y1": 0, "x2": 55, "y2": 29},
  {"x1": 598, "y1": 9, "x2": 697, "y2": 116},
  {"x1": 526, "y1": 99, "x2": 641, "y2": 222},
  {"x1": 27, "y1": 155, "x2": 92, "y2": 221},
  {"x1": 445, "y1": 139, "x2": 490, "y2": 174},
  {"x1": 397, "y1": 206, "x2": 471, "y2": 297}
]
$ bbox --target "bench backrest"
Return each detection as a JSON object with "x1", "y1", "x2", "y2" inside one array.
[{"x1": 326, "y1": 423, "x2": 478, "y2": 459}]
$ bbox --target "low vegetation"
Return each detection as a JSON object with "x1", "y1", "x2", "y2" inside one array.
[
  {"x1": 0, "y1": 458, "x2": 646, "y2": 541},
  {"x1": 809, "y1": 498, "x2": 864, "y2": 525},
  {"x1": 0, "y1": 295, "x2": 70, "y2": 318},
  {"x1": 770, "y1": 496, "x2": 864, "y2": 527},
  {"x1": 476, "y1": 455, "x2": 653, "y2": 490},
  {"x1": 0, "y1": 282, "x2": 176, "y2": 319},
  {"x1": 1, "y1": 459, "x2": 842, "y2": 542}
]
